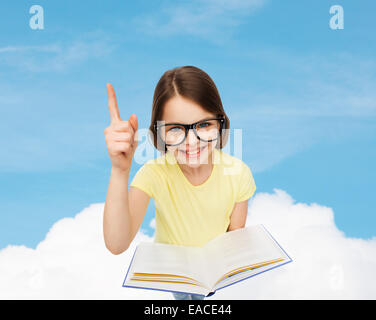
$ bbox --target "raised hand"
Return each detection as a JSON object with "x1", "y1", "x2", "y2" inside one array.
[{"x1": 104, "y1": 83, "x2": 138, "y2": 172}]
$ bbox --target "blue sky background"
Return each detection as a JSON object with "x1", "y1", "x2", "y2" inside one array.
[{"x1": 0, "y1": 0, "x2": 375, "y2": 249}]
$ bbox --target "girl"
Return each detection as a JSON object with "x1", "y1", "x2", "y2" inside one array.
[{"x1": 103, "y1": 66, "x2": 256, "y2": 300}]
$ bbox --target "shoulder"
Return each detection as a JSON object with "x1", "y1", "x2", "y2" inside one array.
[
  {"x1": 216, "y1": 150, "x2": 256, "y2": 201},
  {"x1": 137, "y1": 153, "x2": 172, "y2": 177},
  {"x1": 142, "y1": 153, "x2": 169, "y2": 168},
  {"x1": 215, "y1": 149, "x2": 250, "y2": 177}
]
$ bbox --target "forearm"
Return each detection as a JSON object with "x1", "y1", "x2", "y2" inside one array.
[
  {"x1": 103, "y1": 167, "x2": 133, "y2": 254},
  {"x1": 226, "y1": 199, "x2": 249, "y2": 232}
]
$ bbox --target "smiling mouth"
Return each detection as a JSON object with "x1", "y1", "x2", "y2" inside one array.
[{"x1": 179, "y1": 145, "x2": 207, "y2": 158}]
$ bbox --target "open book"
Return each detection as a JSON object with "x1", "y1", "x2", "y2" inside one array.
[{"x1": 123, "y1": 224, "x2": 292, "y2": 297}]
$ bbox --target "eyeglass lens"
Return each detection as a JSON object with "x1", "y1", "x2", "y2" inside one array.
[{"x1": 159, "y1": 119, "x2": 221, "y2": 146}]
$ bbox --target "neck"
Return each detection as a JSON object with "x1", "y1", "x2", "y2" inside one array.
[{"x1": 178, "y1": 150, "x2": 214, "y2": 177}]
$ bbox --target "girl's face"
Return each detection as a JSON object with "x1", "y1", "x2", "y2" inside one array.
[{"x1": 161, "y1": 95, "x2": 219, "y2": 168}]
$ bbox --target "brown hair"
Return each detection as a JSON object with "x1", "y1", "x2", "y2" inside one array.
[{"x1": 148, "y1": 65, "x2": 230, "y2": 152}]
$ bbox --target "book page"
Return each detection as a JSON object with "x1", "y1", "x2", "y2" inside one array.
[
  {"x1": 124, "y1": 274, "x2": 211, "y2": 296},
  {"x1": 128, "y1": 242, "x2": 210, "y2": 286},
  {"x1": 214, "y1": 258, "x2": 289, "y2": 291},
  {"x1": 204, "y1": 225, "x2": 286, "y2": 287}
]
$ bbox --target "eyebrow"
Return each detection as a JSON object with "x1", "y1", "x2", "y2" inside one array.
[{"x1": 162, "y1": 117, "x2": 216, "y2": 125}]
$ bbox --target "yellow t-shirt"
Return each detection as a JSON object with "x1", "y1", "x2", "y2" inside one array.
[{"x1": 130, "y1": 148, "x2": 256, "y2": 247}]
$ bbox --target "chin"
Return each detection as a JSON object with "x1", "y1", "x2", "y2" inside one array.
[
  {"x1": 173, "y1": 143, "x2": 214, "y2": 166},
  {"x1": 181, "y1": 160, "x2": 203, "y2": 168}
]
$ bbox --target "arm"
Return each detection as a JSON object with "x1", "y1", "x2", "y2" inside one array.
[
  {"x1": 226, "y1": 199, "x2": 249, "y2": 232},
  {"x1": 103, "y1": 167, "x2": 150, "y2": 255},
  {"x1": 227, "y1": 160, "x2": 256, "y2": 232},
  {"x1": 103, "y1": 83, "x2": 150, "y2": 255}
]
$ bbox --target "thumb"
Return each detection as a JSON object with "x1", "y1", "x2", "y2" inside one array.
[
  {"x1": 129, "y1": 113, "x2": 138, "y2": 132},
  {"x1": 129, "y1": 114, "x2": 139, "y2": 149}
]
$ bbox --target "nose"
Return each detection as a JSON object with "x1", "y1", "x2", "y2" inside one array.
[{"x1": 186, "y1": 129, "x2": 199, "y2": 147}]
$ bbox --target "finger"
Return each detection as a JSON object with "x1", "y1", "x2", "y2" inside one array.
[
  {"x1": 131, "y1": 133, "x2": 138, "y2": 149},
  {"x1": 112, "y1": 121, "x2": 134, "y2": 136},
  {"x1": 106, "y1": 83, "x2": 122, "y2": 123},
  {"x1": 112, "y1": 142, "x2": 131, "y2": 153},
  {"x1": 112, "y1": 132, "x2": 132, "y2": 142},
  {"x1": 128, "y1": 114, "x2": 138, "y2": 132},
  {"x1": 128, "y1": 114, "x2": 138, "y2": 148}
]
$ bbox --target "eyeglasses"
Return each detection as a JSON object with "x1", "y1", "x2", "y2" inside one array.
[{"x1": 154, "y1": 116, "x2": 225, "y2": 147}]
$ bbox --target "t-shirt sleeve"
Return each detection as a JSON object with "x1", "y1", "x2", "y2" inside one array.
[
  {"x1": 129, "y1": 163, "x2": 159, "y2": 199},
  {"x1": 236, "y1": 162, "x2": 256, "y2": 202}
]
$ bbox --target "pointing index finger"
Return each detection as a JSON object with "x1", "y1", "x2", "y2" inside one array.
[{"x1": 106, "y1": 83, "x2": 121, "y2": 123}]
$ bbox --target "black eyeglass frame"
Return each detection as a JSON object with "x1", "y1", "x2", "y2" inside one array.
[{"x1": 154, "y1": 116, "x2": 225, "y2": 147}]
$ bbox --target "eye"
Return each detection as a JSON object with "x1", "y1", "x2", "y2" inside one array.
[
  {"x1": 197, "y1": 122, "x2": 210, "y2": 128},
  {"x1": 169, "y1": 126, "x2": 184, "y2": 132}
]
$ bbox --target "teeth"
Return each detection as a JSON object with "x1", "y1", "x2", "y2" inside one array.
[{"x1": 183, "y1": 146, "x2": 205, "y2": 155}]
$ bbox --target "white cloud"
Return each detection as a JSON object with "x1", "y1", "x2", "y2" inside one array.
[
  {"x1": 0, "y1": 44, "x2": 60, "y2": 54},
  {"x1": 133, "y1": 0, "x2": 267, "y2": 42},
  {"x1": 0, "y1": 203, "x2": 170, "y2": 299},
  {"x1": 0, "y1": 190, "x2": 375, "y2": 299},
  {"x1": 233, "y1": 50, "x2": 376, "y2": 119},
  {"x1": 0, "y1": 34, "x2": 113, "y2": 73},
  {"x1": 225, "y1": 49, "x2": 376, "y2": 173},
  {"x1": 149, "y1": 218, "x2": 156, "y2": 229},
  {"x1": 221, "y1": 189, "x2": 376, "y2": 299}
]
